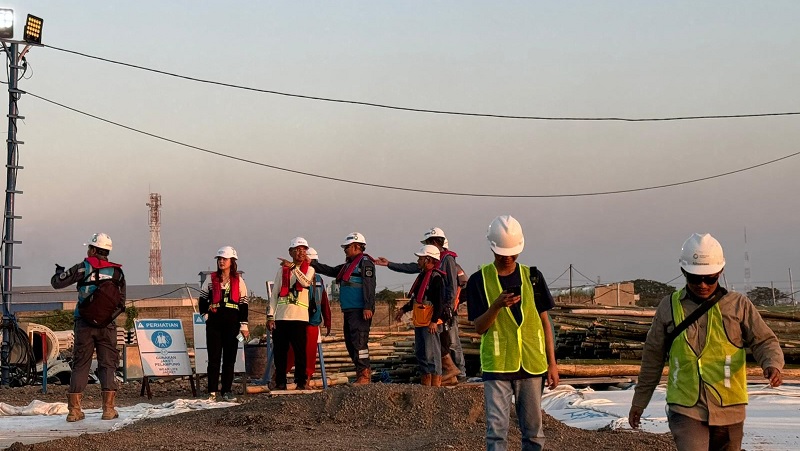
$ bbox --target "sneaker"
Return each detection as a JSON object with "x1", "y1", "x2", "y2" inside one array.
[
  {"x1": 207, "y1": 392, "x2": 217, "y2": 402},
  {"x1": 222, "y1": 392, "x2": 237, "y2": 402},
  {"x1": 275, "y1": 383, "x2": 287, "y2": 390}
]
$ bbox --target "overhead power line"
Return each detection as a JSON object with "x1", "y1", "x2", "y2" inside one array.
[
  {"x1": 43, "y1": 44, "x2": 800, "y2": 123},
  {"x1": 26, "y1": 91, "x2": 800, "y2": 199}
]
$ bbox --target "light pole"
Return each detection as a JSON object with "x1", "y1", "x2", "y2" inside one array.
[{"x1": 0, "y1": 10, "x2": 43, "y2": 387}]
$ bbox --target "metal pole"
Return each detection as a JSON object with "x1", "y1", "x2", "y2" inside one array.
[
  {"x1": 790, "y1": 268, "x2": 795, "y2": 307},
  {"x1": 2, "y1": 42, "x2": 22, "y2": 387},
  {"x1": 616, "y1": 282, "x2": 620, "y2": 306},
  {"x1": 569, "y1": 264, "x2": 573, "y2": 304},
  {"x1": 771, "y1": 281, "x2": 776, "y2": 306},
  {"x1": 317, "y1": 342, "x2": 328, "y2": 389}
]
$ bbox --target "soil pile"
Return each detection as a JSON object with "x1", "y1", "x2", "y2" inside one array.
[{"x1": 3, "y1": 382, "x2": 675, "y2": 451}]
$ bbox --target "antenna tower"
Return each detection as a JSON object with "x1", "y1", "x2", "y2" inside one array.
[{"x1": 147, "y1": 193, "x2": 163, "y2": 285}]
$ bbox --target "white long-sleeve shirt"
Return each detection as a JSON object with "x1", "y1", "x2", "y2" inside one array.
[{"x1": 268, "y1": 265, "x2": 315, "y2": 321}]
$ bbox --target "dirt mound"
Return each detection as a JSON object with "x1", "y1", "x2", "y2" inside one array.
[{"x1": 4, "y1": 382, "x2": 675, "y2": 451}]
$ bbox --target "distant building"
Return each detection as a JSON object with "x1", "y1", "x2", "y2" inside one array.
[{"x1": 551, "y1": 282, "x2": 638, "y2": 306}]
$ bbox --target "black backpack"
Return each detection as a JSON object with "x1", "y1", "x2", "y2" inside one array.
[{"x1": 77, "y1": 267, "x2": 126, "y2": 328}]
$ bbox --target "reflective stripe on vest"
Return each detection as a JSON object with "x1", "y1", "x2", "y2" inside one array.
[
  {"x1": 479, "y1": 264, "x2": 547, "y2": 374},
  {"x1": 666, "y1": 289, "x2": 748, "y2": 407}
]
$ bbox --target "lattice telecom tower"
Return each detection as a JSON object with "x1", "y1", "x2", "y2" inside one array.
[{"x1": 147, "y1": 193, "x2": 163, "y2": 285}]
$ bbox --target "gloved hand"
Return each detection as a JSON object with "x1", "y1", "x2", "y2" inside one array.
[{"x1": 55, "y1": 264, "x2": 65, "y2": 274}]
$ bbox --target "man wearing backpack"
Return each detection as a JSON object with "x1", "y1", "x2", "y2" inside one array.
[{"x1": 51, "y1": 233, "x2": 126, "y2": 423}]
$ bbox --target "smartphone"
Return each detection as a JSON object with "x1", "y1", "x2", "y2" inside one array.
[
  {"x1": 508, "y1": 285, "x2": 522, "y2": 296},
  {"x1": 236, "y1": 332, "x2": 245, "y2": 343}
]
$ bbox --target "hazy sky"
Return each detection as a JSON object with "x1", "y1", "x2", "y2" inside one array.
[{"x1": 8, "y1": 1, "x2": 800, "y2": 299}]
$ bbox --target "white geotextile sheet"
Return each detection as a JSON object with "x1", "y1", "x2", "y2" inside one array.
[
  {"x1": 542, "y1": 383, "x2": 800, "y2": 451},
  {"x1": 0, "y1": 399, "x2": 235, "y2": 448}
]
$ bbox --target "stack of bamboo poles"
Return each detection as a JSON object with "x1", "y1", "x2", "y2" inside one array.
[
  {"x1": 302, "y1": 305, "x2": 800, "y2": 385},
  {"x1": 550, "y1": 305, "x2": 800, "y2": 363}
]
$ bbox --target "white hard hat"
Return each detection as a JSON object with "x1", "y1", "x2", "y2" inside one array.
[
  {"x1": 421, "y1": 227, "x2": 447, "y2": 244},
  {"x1": 85, "y1": 233, "x2": 113, "y2": 251},
  {"x1": 341, "y1": 232, "x2": 367, "y2": 247},
  {"x1": 216, "y1": 246, "x2": 238, "y2": 260},
  {"x1": 306, "y1": 247, "x2": 318, "y2": 260},
  {"x1": 679, "y1": 233, "x2": 725, "y2": 275},
  {"x1": 289, "y1": 237, "x2": 309, "y2": 249},
  {"x1": 414, "y1": 244, "x2": 441, "y2": 260},
  {"x1": 487, "y1": 215, "x2": 524, "y2": 256}
]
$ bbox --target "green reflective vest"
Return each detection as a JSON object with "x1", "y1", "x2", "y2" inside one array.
[
  {"x1": 666, "y1": 290, "x2": 748, "y2": 407},
  {"x1": 479, "y1": 264, "x2": 548, "y2": 374}
]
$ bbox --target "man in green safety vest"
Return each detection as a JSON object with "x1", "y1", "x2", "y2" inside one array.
[
  {"x1": 629, "y1": 233, "x2": 784, "y2": 451},
  {"x1": 463, "y1": 215, "x2": 559, "y2": 451}
]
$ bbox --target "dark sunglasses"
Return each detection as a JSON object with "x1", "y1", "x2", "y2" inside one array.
[{"x1": 685, "y1": 273, "x2": 720, "y2": 285}]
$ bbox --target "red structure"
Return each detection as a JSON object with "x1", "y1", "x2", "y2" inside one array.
[{"x1": 147, "y1": 193, "x2": 163, "y2": 285}]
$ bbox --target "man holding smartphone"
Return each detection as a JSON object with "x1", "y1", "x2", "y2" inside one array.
[{"x1": 462, "y1": 215, "x2": 559, "y2": 451}]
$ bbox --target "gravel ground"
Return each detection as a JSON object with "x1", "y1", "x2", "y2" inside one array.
[{"x1": 1, "y1": 380, "x2": 676, "y2": 451}]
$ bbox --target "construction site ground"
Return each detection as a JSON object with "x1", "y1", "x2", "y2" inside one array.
[{"x1": 1, "y1": 379, "x2": 676, "y2": 451}]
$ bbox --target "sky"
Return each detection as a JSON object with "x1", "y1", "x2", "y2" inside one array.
[{"x1": 4, "y1": 1, "x2": 800, "y2": 299}]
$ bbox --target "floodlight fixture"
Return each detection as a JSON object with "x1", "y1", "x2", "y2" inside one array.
[
  {"x1": 24, "y1": 14, "x2": 42, "y2": 44},
  {"x1": 0, "y1": 8, "x2": 13, "y2": 39}
]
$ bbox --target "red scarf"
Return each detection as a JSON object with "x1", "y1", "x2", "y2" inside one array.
[
  {"x1": 438, "y1": 250, "x2": 457, "y2": 269},
  {"x1": 210, "y1": 272, "x2": 240, "y2": 304},
  {"x1": 279, "y1": 260, "x2": 309, "y2": 296},
  {"x1": 336, "y1": 253, "x2": 374, "y2": 283},
  {"x1": 409, "y1": 268, "x2": 444, "y2": 303},
  {"x1": 84, "y1": 257, "x2": 122, "y2": 269}
]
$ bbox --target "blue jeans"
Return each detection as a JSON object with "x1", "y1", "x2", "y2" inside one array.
[
  {"x1": 448, "y1": 319, "x2": 466, "y2": 377},
  {"x1": 414, "y1": 325, "x2": 442, "y2": 375},
  {"x1": 484, "y1": 377, "x2": 545, "y2": 451}
]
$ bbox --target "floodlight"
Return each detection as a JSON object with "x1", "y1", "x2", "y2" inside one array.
[
  {"x1": 24, "y1": 14, "x2": 42, "y2": 44},
  {"x1": 0, "y1": 9, "x2": 13, "y2": 39}
]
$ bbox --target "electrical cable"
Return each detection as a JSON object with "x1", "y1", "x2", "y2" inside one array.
[
  {"x1": 43, "y1": 44, "x2": 800, "y2": 123},
  {"x1": 26, "y1": 91, "x2": 800, "y2": 199},
  {"x1": 548, "y1": 267, "x2": 570, "y2": 286},
  {"x1": 570, "y1": 266, "x2": 597, "y2": 285}
]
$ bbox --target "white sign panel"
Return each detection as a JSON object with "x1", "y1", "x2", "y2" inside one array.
[
  {"x1": 192, "y1": 313, "x2": 245, "y2": 374},
  {"x1": 135, "y1": 319, "x2": 192, "y2": 377}
]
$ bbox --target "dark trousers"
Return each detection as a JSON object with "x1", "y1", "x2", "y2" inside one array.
[
  {"x1": 206, "y1": 311, "x2": 240, "y2": 394},
  {"x1": 668, "y1": 411, "x2": 744, "y2": 451},
  {"x1": 273, "y1": 320, "x2": 308, "y2": 386},
  {"x1": 343, "y1": 309, "x2": 371, "y2": 371},
  {"x1": 439, "y1": 325, "x2": 452, "y2": 358},
  {"x1": 70, "y1": 318, "x2": 119, "y2": 393}
]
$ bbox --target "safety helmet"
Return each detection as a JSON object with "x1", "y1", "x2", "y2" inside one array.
[
  {"x1": 216, "y1": 246, "x2": 238, "y2": 260},
  {"x1": 420, "y1": 227, "x2": 447, "y2": 244},
  {"x1": 487, "y1": 215, "x2": 524, "y2": 256},
  {"x1": 341, "y1": 232, "x2": 367, "y2": 247},
  {"x1": 679, "y1": 233, "x2": 725, "y2": 275},
  {"x1": 289, "y1": 237, "x2": 309, "y2": 249},
  {"x1": 414, "y1": 244, "x2": 441, "y2": 261},
  {"x1": 85, "y1": 233, "x2": 113, "y2": 251},
  {"x1": 306, "y1": 247, "x2": 318, "y2": 260}
]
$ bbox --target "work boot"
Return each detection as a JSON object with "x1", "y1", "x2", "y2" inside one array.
[
  {"x1": 66, "y1": 393, "x2": 85, "y2": 422},
  {"x1": 101, "y1": 390, "x2": 119, "y2": 420},
  {"x1": 353, "y1": 368, "x2": 371, "y2": 385},
  {"x1": 441, "y1": 354, "x2": 461, "y2": 381},
  {"x1": 420, "y1": 374, "x2": 432, "y2": 386},
  {"x1": 431, "y1": 375, "x2": 442, "y2": 387},
  {"x1": 441, "y1": 375, "x2": 458, "y2": 386}
]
